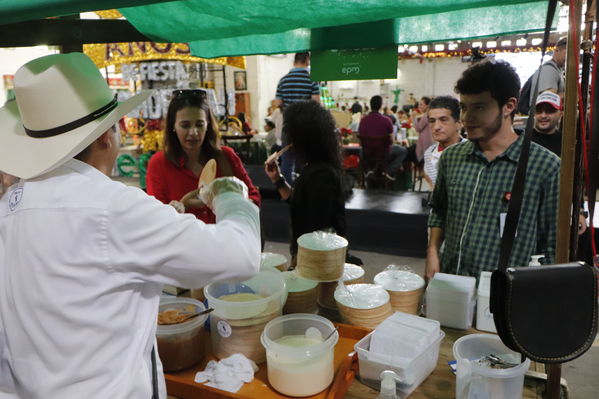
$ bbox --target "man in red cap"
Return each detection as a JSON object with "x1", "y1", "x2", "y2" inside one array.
[{"x1": 532, "y1": 90, "x2": 563, "y2": 156}]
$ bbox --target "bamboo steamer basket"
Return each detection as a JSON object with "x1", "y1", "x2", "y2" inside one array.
[
  {"x1": 261, "y1": 252, "x2": 288, "y2": 272},
  {"x1": 205, "y1": 271, "x2": 287, "y2": 364},
  {"x1": 373, "y1": 270, "x2": 425, "y2": 315},
  {"x1": 318, "y1": 263, "x2": 365, "y2": 309},
  {"x1": 282, "y1": 271, "x2": 319, "y2": 314},
  {"x1": 211, "y1": 301, "x2": 281, "y2": 364},
  {"x1": 190, "y1": 288, "x2": 206, "y2": 302},
  {"x1": 334, "y1": 284, "x2": 393, "y2": 329},
  {"x1": 296, "y1": 232, "x2": 348, "y2": 281}
]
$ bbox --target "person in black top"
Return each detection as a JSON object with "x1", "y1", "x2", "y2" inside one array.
[
  {"x1": 265, "y1": 101, "x2": 360, "y2": 265},
  {"x1": 532, "y1": 91, "x2": 562, "y2": 156}
]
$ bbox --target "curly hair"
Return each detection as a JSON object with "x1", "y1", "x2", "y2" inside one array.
[
  {"x1": 163, "y1": 91, "x2": 221, "y2": 166},
  {"x1": 283, "y1": 101, "x2": 341, "y2": 169},
  {"x1": 455, "y1": 59, "x2": 521, "y2": 118}
]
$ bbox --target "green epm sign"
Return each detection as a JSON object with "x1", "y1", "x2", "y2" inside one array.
[{"x1": 311, "y1": 46, "x2": 398, "y2": 81}]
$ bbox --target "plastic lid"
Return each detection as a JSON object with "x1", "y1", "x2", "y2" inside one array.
[
  {"x1": 428, "y1": 272, "x2": 476, "y2": 293},
  {"x1": 283, "y1": 271, "x2": 318, "y2": 292},
  {"x1": 343, "y1": 263, "x2": 365, "y2": 282},
  {"x1": 297, "y1": 231, "x2": 348, "y2": 251},
  {"x1": 374, "y1": 270, "x2": 424, "y2": 292},
  {"x1": 334, "y1": 284, "x2": 390, "y2": 309},
  {"x1": 261, "y1": 252, "x2": 287, "y2": 269}
]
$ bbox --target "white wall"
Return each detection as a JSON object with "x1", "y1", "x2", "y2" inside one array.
[
  {"x1": 0, "y1": 46, "x2": 57, "y2": 103},
  {"x1": 246, "y1": 54, "x2": 295, "y2": 128}
]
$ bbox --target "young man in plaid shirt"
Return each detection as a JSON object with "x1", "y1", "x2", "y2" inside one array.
[{"x1": 425, "y1": 59, "x2": 560, "y2": 279}]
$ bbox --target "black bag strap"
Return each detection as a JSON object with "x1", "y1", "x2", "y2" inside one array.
[
  {"x1": 498, "y1": 0, "x2": 559, "y2": 270},
  {"x1": 151, "y1": 346, "x2": 158, "y2": 399}
]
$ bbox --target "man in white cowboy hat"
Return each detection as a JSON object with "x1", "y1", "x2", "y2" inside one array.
[{"x1": 0, "y1": 53, "x2": 260, "y2": 398}]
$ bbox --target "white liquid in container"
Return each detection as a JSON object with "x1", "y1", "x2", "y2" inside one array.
[{"x1": 267, "y1": 335, "x2": 334, "y2": 397}]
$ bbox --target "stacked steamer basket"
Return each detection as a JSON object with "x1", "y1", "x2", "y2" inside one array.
[
  {"x1": 204, "y1": 270, "x2": 287, "y2": 363},
  {"x1": 334, "y1": 284, "x2": 393, "y2": 329},
  {"x1": 261, "y1": 252, "x2": 288, "y2": 271},
  {"x1": 373, "y1": 270, "x2": 425, "y2": 315},
  {"x1": 282, "y1": 271, "x2": 319, "y2": 314},
  {"x1": 296, "y1": 232, "x2": 347, "y2": 281},
  {"x1": 318, "y1": 263, "x2": 365, "y2": 310}
]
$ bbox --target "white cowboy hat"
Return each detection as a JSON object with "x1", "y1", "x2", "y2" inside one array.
[{"x1": 0, "y1": 52, "x2": 151, "y2": 179}]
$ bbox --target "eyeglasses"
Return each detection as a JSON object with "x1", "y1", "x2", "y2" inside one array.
[{"x1": 171, "y1": 89, "x2": 207, "y2": 100}]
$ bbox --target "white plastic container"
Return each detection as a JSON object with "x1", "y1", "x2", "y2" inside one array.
[
  {"x1": 425, "y1": 273, "x2": 476, "y2": 329},
  {"x1": 205, "y1": 271, "x2": 287, "y2": 363},
  {"x1": 355, "y1": 330, "x2": 445, "y2": 398},
  {"x1": 156, "y1": 297, "x2": 209, "y2": 372},
  {"x1": 261, "y1": 314, "x2": 339, "y2": 397},
  {"x1": 453, "y1": 334, "x2": 530, "y2": 399},
  {"x1": 476, "y1": 271, "x2": 497, "y2": 333}
]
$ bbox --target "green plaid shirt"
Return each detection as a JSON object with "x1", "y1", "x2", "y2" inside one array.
[{"x1": 428, "y1": 135, "x2": 560, "y2": 277}]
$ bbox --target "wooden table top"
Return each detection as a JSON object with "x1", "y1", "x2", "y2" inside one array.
[{"x1": 345, "y1": 327, "x2": 546, "y2": 399}]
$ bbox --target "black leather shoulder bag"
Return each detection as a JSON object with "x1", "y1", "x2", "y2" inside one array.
[
  {"x1": 491, "y1": 262, "x2": 597, "y2": 363},
  {"x1": 490, "y1": 0, "x2": 598, "y2": 364}
]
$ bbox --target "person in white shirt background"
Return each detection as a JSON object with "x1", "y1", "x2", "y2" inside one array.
[
  {"x1": 423, "y1": 96, "x2": 465, "y2": 190},
  {"x1": 0, "y1": 53, "x2": 260, "y2": 399}
]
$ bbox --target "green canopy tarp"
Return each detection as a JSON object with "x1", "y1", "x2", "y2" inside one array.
[
  {"x1": 0, "y1": 0, "x2": 555, "y2": 58},
  {"x1": 118, "y1": 0, "x2": 554, "y2": 58}
]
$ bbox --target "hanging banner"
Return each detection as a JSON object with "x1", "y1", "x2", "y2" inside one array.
[
  {"x1": 83, "y1": 42, "x2": 246, "y2": 69},
  {"x1": 311, "y1": 46, "x2": 398, "y2": 81}
]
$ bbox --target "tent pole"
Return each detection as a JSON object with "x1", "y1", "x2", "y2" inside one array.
[{"x1": 551, "y1": 1, "x2": 583, "y2": 397}]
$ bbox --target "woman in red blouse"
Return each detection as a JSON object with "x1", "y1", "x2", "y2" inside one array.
[{"x1": 146, "y1": 90, "x2": 260, "y2": 223}]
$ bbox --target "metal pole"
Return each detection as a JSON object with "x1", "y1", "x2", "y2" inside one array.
[{"x1": 222, "y1": 65, "x2": 228, "y2": 117}]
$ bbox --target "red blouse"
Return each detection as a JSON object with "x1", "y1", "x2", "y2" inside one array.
[{"x1": 146, "y1": 146, "x2": 261, "y2": 224}]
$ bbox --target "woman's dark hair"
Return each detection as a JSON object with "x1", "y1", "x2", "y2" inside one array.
[
  {"x1": 164, "y1": 91, "x2": 221, "y2": 166},
  {"x1": 455, "y1": 59, "x2": 520, "y2": 119},
  {"x1": 283, "y1": 101, "x2": 341, "y2": 169},
  {"x1": 421, "y1": 96, "x2": 432, "y2": 106}
]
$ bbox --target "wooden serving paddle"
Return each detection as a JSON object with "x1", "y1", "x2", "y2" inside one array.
[{"x1": 180, "y1": 158, "x2": 217, "y2": 209}]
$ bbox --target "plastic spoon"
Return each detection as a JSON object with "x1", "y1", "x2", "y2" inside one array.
[
  {"x1": 160, "y1": 308, "x2": 214, "y2": 325},
  {"x1": 305, "y1": 326, "x2": 338, "y2": 342}
]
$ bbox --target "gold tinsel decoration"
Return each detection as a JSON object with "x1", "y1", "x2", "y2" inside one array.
[
  {"x1": 94, "y1": 9, "x2": 123, "y2": 19},
  {"x1": 83, "y1": 42, "x2": 245, "y2": 70},
  {"x1": 399, "y1": 46, "x2": 556, "y2": 60},
  {"x1": 140, "y1": 130, "x2": 164, "y2": 153}
]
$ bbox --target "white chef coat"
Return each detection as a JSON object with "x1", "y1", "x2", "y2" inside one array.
[{"x1": 0, "y1": 159, "x2": 260, "y2": 399}]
